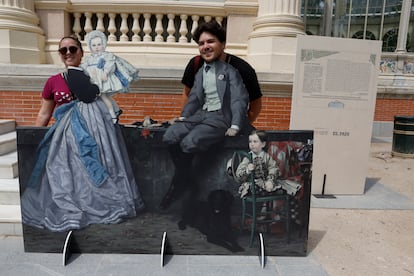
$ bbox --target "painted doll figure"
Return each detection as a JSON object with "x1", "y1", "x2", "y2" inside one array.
[
  {"x1": 81, "y1": 30, "x2": 139, "y2": 122},
  {"x1": 236, "y1": 130, "x2": 281, "y2": 198}
]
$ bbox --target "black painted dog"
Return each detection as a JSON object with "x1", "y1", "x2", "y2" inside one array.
[{"x1": 178, "y1": 189, "x2": 244, "y2": 252}]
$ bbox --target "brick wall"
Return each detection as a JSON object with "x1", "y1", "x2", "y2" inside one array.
[
  {"x1": 0, "y1": 91, "x2": 40, "y2": 126},
  {"x1": 0, "y1": 90, "x2": 412, "y2": 129},
  {"x1": 373, "y1": 98, "x2": 414, "y2": 121}
]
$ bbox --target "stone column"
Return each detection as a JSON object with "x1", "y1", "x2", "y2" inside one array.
[
  {"x1": 395, "y1": 0, "x2": 412, "y2": 53},
  {"x1": 247, "y1": 0, "x2": 305, "y2": 73},
  {"x1": 0, "y1": 0, "x2": 45, "y2": 63}
]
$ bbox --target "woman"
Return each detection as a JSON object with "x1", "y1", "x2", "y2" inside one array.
[
  {"x1": 22, "y1": 35, "x2": 144, "y2": 232},
  {"x1": 35, "y1": 36, "x2": 83, "y2": 126}
]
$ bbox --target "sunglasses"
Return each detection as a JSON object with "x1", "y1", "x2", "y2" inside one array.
[{"x1": 58, "y1": 46, "x2": 79, "y2": 55}]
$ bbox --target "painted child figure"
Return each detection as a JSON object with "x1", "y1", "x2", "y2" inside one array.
[
  {"x1": 236, "y1": 130, "x2": 281, "y2": 198},
  {"x1": 81, "y1": 30, "x2": 139, "y2": 122}
]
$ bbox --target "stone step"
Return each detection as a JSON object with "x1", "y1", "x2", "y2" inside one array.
[
  {"x1": 0, "y1": 131, "x2": 17, "y2": 156},
  {"x1": 0, "y1": 121, "x2": 21, "y2": 236},
  {"x1": 0, "y1": 204, "x2": 22, "y2": 236},
  {"x1": 0, "y1": 151, "x2": 18, "y2": 179},
  {"x1": 0, "y1": 178, "x2": 20, "y2": 205},
  {"x1": 0, "y1": 119, "x2": 16, "y2": 136}
]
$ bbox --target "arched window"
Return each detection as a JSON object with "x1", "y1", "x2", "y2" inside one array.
[
  {"x1": 382, "y1": 28, "x2": 399, "y2": 52},
  {"x1": 352, "y1": 30, "x2": 376, "y2": 40}
]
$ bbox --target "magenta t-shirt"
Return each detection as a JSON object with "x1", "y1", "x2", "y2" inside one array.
[{"x1": 42, "y1": 73, "x2": 74, "y2": 107}]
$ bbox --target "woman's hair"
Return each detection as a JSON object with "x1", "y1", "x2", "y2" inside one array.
[
  {"x1": 193, "y1": 20, "x2": 226, "y2": 44},
  {"x1": 85, "y1": 30, "x2": 107, "y2": 52},
  {"x1": 250, "y1": 130, "x2": 268, "y2": 143},
  {"x1": 59, "y1": 35, "x2": 83, "y2": 53}
]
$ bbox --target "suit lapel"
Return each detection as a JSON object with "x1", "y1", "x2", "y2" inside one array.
[{"x1": 193, "y1": 69, "x2": 205, "y2": 103}]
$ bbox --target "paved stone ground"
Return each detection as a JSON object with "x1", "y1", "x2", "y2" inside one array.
[
  {"x1": 309, "y1": 141, "x2": 414, "y2": 276},
  {"x1": 1, "y1": 140, "x2": 413, "y2": 275},
  {"x1": 0, "y1": 235, "x2": 328, "y2": 276}
]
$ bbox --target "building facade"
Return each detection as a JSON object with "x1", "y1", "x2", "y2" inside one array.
[{"x1": 0, "y1": 0, "x2": 413, "y2": 136}]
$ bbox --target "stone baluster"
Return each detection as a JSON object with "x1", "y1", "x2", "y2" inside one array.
[
  {"x1": 155, "y1": 14, "x2": 164, "y2": 42},
  {"x1": 143, "y1": 13, "x2": 152, "y2": 42},
  {"x1": 132, "y1": 13, "x2": 141, "y2": 42},
  {"x1": 204, "y1": 16, "x2": 212, "y2": 22},
  {"x1": 107, "y1": 13, "x2": 117, "y2": 41},
  {"x1": 120, "y1": 13, "x2": 129, "y2": 41},
  {"x1": 72, "y1": 12, "x2": 82, "y2": 38},
  {"x1": 167, "y1": 14, "x2": 176, "y2": 43},
  {"x1": 96, "y1": 13, "x2": 105, "y2": 33},
  {"x1": 191, "y1": 15, "x2": 199, "y2": 35},
  {"x1": 215, "y1": 16, "x2": 223, "y2": 25},
  {"x1": 179, "y1": 14, "x2": 188, "y2": 43},
  {"x1": 84, "y1": 12, "x2": 93, "y2": 34}
]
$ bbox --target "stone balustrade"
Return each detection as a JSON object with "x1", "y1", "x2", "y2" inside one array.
[
  {"x1": 32, "y1": 0, "x2": 258, "y2": 67},
  {"x1": 72, "y1": 12, "x2": 225, "y2": 44}
]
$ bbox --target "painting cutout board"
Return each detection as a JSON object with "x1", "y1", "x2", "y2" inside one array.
[
  {"x1": 290, "y1": 35, "x2": 381, "y2": 195},
  {"x1": 17, "y1": 127, "x2": 313, "y2": 257}
]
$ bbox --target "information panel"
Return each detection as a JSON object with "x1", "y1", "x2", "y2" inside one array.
[{"x1": 290, "y1": 35, "x2": 381, "y2": 194}]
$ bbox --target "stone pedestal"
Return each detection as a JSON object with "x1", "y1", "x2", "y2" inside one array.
[
  {"x1": 247, "y1": 0, "x2": 305, "y2": 73},
  {"x1": 0, "y1": 0, "x2": 45, "y2": 64},
  {"x1": 0, "y1": 30, "x2": 45, "y2": 64}
]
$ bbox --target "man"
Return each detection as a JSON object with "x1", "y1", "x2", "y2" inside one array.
[
  {"x1": 181, "y1": 26, "x2": 262, "y2": 124},
  {"x1": 160, "y1": 20, "x2": 249, "y2": 209}
]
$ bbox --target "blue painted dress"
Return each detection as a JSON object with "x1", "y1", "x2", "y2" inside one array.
[
  {"x1": 21, "y1": 98, "x2": 144, "y2": 232},
  {"x1": 81, "y1": 51, "x2": 138, "y2": 95}
]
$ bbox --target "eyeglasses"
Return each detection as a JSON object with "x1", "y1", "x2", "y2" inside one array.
[{"x1": 58, "y1": 46, "x2": 79, "y2": 55}]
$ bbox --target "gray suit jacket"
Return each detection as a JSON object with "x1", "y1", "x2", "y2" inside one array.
[{"x1": 182, "y1": 60, "x2": 249, "y2": 128}]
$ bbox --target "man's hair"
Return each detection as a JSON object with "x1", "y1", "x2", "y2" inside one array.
[{"x1": 193, "y1": 20, "x2": 226, "y2": 44}]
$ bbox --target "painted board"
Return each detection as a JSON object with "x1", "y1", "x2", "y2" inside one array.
[{"x1": 17, "y1": 126, "x2": 312, "y2": 257}]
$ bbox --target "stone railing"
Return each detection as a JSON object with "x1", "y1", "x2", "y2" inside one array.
[
  {"x1": 35, "y1": 0, "x2": 259, "y2": 67},
  {"x1": 72, "y1": 12, "x2": 226, "y2": 43}
]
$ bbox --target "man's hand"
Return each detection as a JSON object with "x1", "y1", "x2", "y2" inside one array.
[
  {"x1": 225, "y1": 127, "x2": 238, "y2": 136},
  {"x1": 168, "y1": 117, "x2": 185, "y2": 125},
  {"x1": 168, "y1": 117, "x2": 178, "y2": 125}
]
